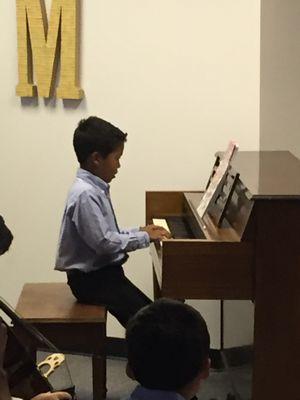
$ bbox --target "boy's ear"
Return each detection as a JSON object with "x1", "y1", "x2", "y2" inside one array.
[
  {"x1": 126, "y1": 362, "x2": 135, "y2": 380},
  {"x1": 91, "y1": 151, "x2": 103, "y2": 162},
  {"x1": 90, "y1": 151, "x2": 104, "y2": 167},
  {"x1": 199, "y1": 357, "x2": 211, "y2": 380},
  {"x1": 180, "y1": 357, "x2": 211, "y2": 399}
]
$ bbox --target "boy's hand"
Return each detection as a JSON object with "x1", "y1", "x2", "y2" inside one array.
[
  {"x1": 140, "y1": 224, "x2": 171, "y2": 241},
  {"x1": 32, "y1": 392, "x2": 72, "y2": 400}
]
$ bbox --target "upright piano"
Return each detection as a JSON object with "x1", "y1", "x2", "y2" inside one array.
[{"x1": 146, "y1": 151, "x2": 300, "y2": 400}]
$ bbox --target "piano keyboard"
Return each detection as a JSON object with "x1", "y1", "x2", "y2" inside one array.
[{"x1": 153, "y1": 217, "x2": 196, "y2": 239}]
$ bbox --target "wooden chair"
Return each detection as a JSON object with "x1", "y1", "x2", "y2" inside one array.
[{"x1": 15, "y1": 282, "x2": 107, "y2": 400}]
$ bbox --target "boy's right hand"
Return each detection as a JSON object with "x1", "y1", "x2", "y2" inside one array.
[{"x1": 140, "y1": 225, "x2": 171, "y2": 241}]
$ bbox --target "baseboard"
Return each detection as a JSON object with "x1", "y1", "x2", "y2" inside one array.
[
  {"x1": 221, "y1": 345, "x2": 253, "y2": 367},
  {"x1": 106, "y1": 337, "x2": 253, "y2": 369}
]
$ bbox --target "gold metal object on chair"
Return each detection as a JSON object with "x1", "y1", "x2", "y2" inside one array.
[{"x1": 37, "y1": 353, "x2": 65, "y2": 378}]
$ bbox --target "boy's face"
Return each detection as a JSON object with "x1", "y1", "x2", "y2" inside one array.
[{"x1": 94, "y1": 143, "x2": 124, "y2": 183}]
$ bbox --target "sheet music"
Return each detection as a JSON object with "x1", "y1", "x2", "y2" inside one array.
[{"x1": 197, "y1": 141, "x2": 238, "y2": 218}]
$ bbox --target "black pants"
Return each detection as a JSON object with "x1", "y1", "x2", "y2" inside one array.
[{"x1": 67, "y1": 265, "x2": 152, "y2": 328}]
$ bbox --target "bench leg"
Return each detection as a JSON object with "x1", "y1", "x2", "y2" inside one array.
[{"x1": 92, "y1": 354, "x2": 107, "y2": 400}]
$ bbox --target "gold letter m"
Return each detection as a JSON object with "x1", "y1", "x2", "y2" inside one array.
[{"x1": 16, "y1": 0, "x2": 84, "y2": 99}]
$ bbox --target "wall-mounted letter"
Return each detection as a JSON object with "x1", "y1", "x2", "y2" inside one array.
[{"x1": 16, "y1": 0, "x2": 84, "y2": 99}]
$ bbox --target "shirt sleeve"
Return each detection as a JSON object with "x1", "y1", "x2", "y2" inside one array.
[
  {"x1": 120, "y1": 227, "x2": 140, "y2": 234},
  {"x1": 71, "y1": 191, "x2": 149, "y2": 254}
]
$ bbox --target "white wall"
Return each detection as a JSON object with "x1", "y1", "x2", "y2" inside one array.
[
  {"x1": 0, "y1": 0, "x2": 260, "y2": 347},
  {"x1": 260, "y1": 0, "x2": 300, "y2": 157}
]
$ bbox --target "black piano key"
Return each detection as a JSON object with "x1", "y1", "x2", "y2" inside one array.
[{"x1": 166, "y1": 216, "x2": 199, "y2": 239}]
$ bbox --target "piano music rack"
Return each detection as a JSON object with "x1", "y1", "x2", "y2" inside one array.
[{"x1": 210, "y1": 170, "x2": 240, "y2": 227}]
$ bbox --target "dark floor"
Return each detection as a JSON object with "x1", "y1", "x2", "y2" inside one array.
[{"x1": 43, "y1": 352, "x2": 252, "y2": 400}]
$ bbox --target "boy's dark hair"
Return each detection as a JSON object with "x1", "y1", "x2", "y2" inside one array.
[
  {"x1": 73, "y1": 116, "x2": 127, "y2": 164},
  {"x1": 0, "y1": 216, "x2": 13, "y2": 255},
  {"x1": 126, "y1": 298, "x2": 210, "y2": 391}
]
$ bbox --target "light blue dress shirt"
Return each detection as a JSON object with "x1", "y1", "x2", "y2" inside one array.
[
  {"x1": 55, "y1": 168, "x2": 149, "y2": 273},
  {"x1": 127, "y1": 385, "x2": 185, "y2": 400}
]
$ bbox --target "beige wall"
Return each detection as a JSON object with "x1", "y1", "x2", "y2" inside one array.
[
  {"x1": 0, "y1": 1, "x2": 260, "y2": 347},
  {"x1": 260, "y1": 0, "x2": 300, "y2": 157}
]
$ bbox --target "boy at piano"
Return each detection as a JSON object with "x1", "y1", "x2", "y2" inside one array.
[
  {"x1": 55, "y1": 116, "x2": 170, "y2": 327},
  {"x1": 125, "y1": 298, "x2": 211, "y2": 400}
]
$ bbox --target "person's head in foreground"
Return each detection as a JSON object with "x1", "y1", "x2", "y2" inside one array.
[{"x1": 126, "y1": 298, "x2": 211, "y2": 400}]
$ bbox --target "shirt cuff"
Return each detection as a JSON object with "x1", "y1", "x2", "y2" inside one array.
[{"x1": 135, "y1": 230, "x2": 150, "y2": 248}]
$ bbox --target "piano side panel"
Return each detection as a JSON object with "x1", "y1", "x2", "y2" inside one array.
[
  {"x1": 151, "y1": 240, "x2": 254, "y2": 300},
  {"x1": 149, "y1": 243, "x2": 162, "y2": 287},
  {"x1": 152, "y1": 266, "x2": 162, "y2": 299},
  {"x1": 252, "y1": 200, "x2": 300, "y2": 400}
]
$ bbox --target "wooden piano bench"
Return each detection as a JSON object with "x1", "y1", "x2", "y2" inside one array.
[{"x1": 15, "y1": 282, "x2": 107, "y2": 400}]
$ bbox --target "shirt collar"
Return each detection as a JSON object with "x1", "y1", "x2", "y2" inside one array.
[
  {"x1": 130, "y1": 385, "x2": 185, "y2": 400},
  {"x1": 77, "y1": 168, "x2": 110, "y2": 192}
]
